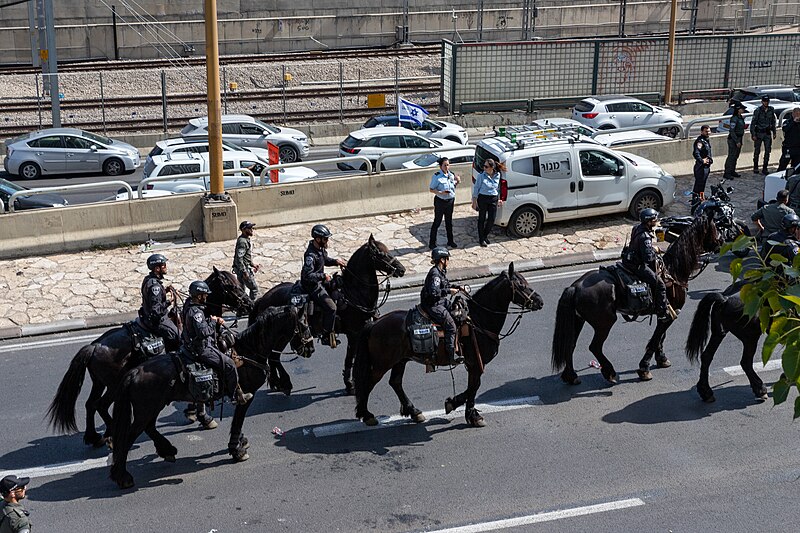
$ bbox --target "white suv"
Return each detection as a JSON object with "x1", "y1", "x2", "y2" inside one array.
[
  {"x1": 362, "y1": 115, "x2": 469, "y2": 144},
  {"x1": 337, "y1": 127, "x2": 462, "y2": 171},
  {"x1": 572, "y1": 95, "x2": 683, "y2": 138},
  {"x1": 473, "y1": 129, "x2": 676, "y2": 238},
  {"x1": 144, "y1": 138, "x2": 271, "y2": 178}
]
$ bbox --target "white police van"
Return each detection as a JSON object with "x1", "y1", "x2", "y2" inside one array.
[{"x1": 472, "y1": 126, "x2": 676, "y2": 238}]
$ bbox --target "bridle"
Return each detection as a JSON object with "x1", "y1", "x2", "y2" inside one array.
[
  {"x1": 340, "y1": 243, "x2": 403, "y2": 314},
  {"x1": 460, "y1": 273, "x2": 539, "y2": 340}
]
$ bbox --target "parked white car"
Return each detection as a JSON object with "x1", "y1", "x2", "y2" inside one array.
[
  {"x1": 401, "y1": 147, "x2": 475, "y2": 170},
  {"x1": 362, "y1": 115, "x2": 469, "y2": 144},
  {"x1": 144, "y1": 138, "x2": 271, "y2": 177},
  {"x1": 529, "y1": 118, "x2": 673, "y2": 147},
  {"x1": 572, "y1": 95, "x2": 683, "y2": 137},
  {"x1": 473, "y1": 128, "x2": 676, "y2": 237},
  {"x1": 337, "y1": 127, "x2": 462, "y2": 171}
]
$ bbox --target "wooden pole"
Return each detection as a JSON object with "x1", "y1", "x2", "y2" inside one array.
[
  {"x1": 664, "y1": 0, "x2": 678, "y2": 105},
  {"x1": 205, "y1": 0, "x2": 224, "y2": 198}
]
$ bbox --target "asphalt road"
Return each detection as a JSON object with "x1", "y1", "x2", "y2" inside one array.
[{"x1": 0, "y1": 255, "x2": 796, "y2": 532}]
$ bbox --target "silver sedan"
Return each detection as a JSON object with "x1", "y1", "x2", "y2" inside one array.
[{"x1": 4, "y1": 128, "x2": 141, "y2": 179}]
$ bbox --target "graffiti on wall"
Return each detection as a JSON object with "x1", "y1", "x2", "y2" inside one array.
[{"x1": 596, "y1": 40, "x2": 658, "y2": 93}]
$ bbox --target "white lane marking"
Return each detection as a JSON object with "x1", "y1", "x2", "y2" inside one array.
[
  {"x1": 0, "y1": 333, "x2": 99, "y2": 353},
  {"x1": 724, "y1": 359, "x2": 782, "y2": 376},
  {"x1": 0, "y1": 456, "x2": 111, "y2": 480},
  {"x1": 305, "y1": 395, "x2": 542, "y2": 438},
  {"x1": 418, "y1": 498, "x2": 646, "y2": 533}
]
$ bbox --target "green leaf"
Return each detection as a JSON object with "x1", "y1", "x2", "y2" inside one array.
[
  {"x1": 773, "y1": 375, "x2": 790, "y2": 405},
  {"x1": 720, "y1": 242, "x2": 733, "y2": 257},
  {"x1": 743, "y1": 295, "x2": 762, "y2": 318},
  {"x1": 730, "y1": 258, "x2": 743, "y2": 281},
  {"x1": 744, "y1": 269, "x2": 764, "y2": 280},
  {"x1": 731, "y1": 235, "x2": 753, "y2": 252},
  {"x1": 770, "y1": 316, "x2": 788, "y2": 336},
  {"x1": 779, "y1": 294, "x2": 800, "y2": 307},
  {"x1": 763, "y1": 332, "x2": 780, "y2": 365},
  {"x1": 769, "y1": 253, "x2": 789, "y2": 265},
  {"x1": 783, "y1": 347, "x2": 800, "y2": 383},
  {"x1": 758, "y1": 306, "x2": 771, "y2": 333}
]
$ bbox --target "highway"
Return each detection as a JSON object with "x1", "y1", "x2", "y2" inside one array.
[{"x1": 0, "y1": 258, "x2": 796, "y2": 532}]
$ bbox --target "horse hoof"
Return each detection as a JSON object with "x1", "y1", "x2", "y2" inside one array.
[
  {"x1": 602, "y1": 370, "x2": 617, "y2": 384},
  {"x1": 655, "y1": 358, "x2": 672, "y2": 369},
  {"x1": 282, "y1": 387, "x2": 292, "y2": 397},
  {"x1": 164, "y1": 455, "x2": 176, "y2": 463},
  {"x1": 229, "y1": 447, "x2": 250, "y2": 462},
  {"x1": 703, "y1": 396, "x2": 716, "y2": 403},
  {"x1": 560, "y1": 374, "x2": 581, "y2": 386},
  {"x1": 467, "y1": 414, "x2": 486, "y2": 427},
  {"x1": 411, "y1": 411, "x2": 426, "y2": 423},
  {"x1": 239, "y1": 436, "x2": 250, "y2": 450},
  {"x1": 183, "y1": 408, "x2": 197, "y2": 423},
  {"x1": 364, "y1": 417, "x2": 379, "y2": 427},
  {"x1": 116, "y1": 476, "x2": 135, "y2": 490},
  {"x1": 637, "y1": 369, "x2": 653, "y2": 381},
  {"x1": 344, "y1": 380, "x2": 355, "y2": 396},
  {"x1": 200, "y1": 419, "x2": 218, "y2": 430},
  {"x1": 445, "y1": 398, "x2": 456, "y2": 414},
  {"x1": 756, "y1": 392, "x2": 768, "y2": 401}
]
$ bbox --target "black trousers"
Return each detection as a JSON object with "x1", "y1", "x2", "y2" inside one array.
[
  {"x1": 192, "y1": 345, "x2": 239, "y2": 398},
  {"x1": 777, "y1": 147, "x2": 800, "y2": 172},
  {"x1": 753, "y1": 134, "x2": 772, "y2": 169},
  {"x1": 724, "y1": 137, "x2": 742, "y2": 177},
  {"x1": 692, "y1": 162, "x2": 710, "y2": 194},
  {"x1": 423, "y1": 303, "x2": 456, "y2": 354},
  {"x1": 144, "y1": 315, "x2": 180, "y2": 352},
  {"x1": 636, "y1": 265, "x2": 668, "y2": 314},
  {"x1": 429, "y1": 196, "x2": 455, "y2": 246},
  {"x1": 477, "y1": 194, "x2": 498, "y2": 242},
  {"x1": 310, "y1": 286, "x2": 337, "y2": 334}
]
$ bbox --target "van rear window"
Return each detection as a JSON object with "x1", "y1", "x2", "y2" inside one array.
[
  {"x1": 473, "y1": 145, "x2": 497, "y2": 173},
  {"x1": 180, "y1": 124, "x2": 196, "y2": 135},
  {"x1": 148, "y1": 146, "x2": 163, "y2": 157},
  {"x1": 341, "y1": 135, "x2": 364, "y2": 149},
  {"x1": 573, "y1": 100, "x2": 595, "y2": 113}
]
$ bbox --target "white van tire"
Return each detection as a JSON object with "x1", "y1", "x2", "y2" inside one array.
[
  {"x1": 508, "y1": 206, "x2": 543, "y2": 238},
  {"x1": 628, "y1": 189, "x2": 662, "y2": 219}
]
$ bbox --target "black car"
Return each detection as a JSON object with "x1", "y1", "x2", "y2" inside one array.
[
  {"x1": 731, "y1": 85, "x2": 800, "y2": 104},
  {"x1": 0, "y1": 177, "x2": 68, "y2": 212}
]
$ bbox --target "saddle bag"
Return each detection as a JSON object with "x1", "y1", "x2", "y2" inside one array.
[
  {"x1": 127, "y1": 320, "x2": 166, "y2": 359},
  {"x1": 625, "y1": 282, "x2": 652, "y2": 314},
  {"x1": 184, "y1": 362, "x2": 218, "y2": 403},
  {"x1": 405, "y1": 306, "x2": 438, "y2": 356},
  {"x1": 602, "y1": 264, "x2": 653, "y2": 316}
]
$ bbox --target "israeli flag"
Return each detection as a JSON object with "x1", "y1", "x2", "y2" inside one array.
[{"x1": 398, "y1": 97, "x2": 429, "y2": 126}]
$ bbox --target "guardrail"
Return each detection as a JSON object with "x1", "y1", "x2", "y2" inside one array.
[
  {"x1": 137, "y1": 167, "x2": 256, "y2": 198},
  {"x1": 0, "y1": 197, "x2": 4, "y2": 212},
  {"x1": 7, "y1": 181, "x2": 133, "y2": 213},
  {"x1": 677, "y1": 88, "x2": 731, "y2": 105},
  {"x1": 457, "y1": 93, "x2": 663, "y2": 115},
  {"x1": 258, "y1": 156, "x2": 374, "y2": 183},
  {"x1": 375, "y1": 145, "x2": 475, "y2": 174}
]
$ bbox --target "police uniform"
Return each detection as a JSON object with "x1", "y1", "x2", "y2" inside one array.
[
  {"x1": 181, "y1": 300, "x2": 239, "y2": 399},
  {"x1": 777, "y1": 116, "x2": 800, "y2": 172},
  {"x1": 761, "y1": 230, "x2": 800, "y2": 263},
  {"x1": 692, "y1": 134, "x2": 713, "y2": 200},
  {"x1": 232, "y1": 234, "x2": 259, "y2": 299},
  {"x1": 724, "y1": 113, "x2": 746, "y2": 179},
  {"x1": 300, "y1": 240, "x2": 339, "y2": 336},
  {"x1": 751, "y1": 202, "x2": 794, "y2": 244},
  {"x1": 138, "y1": 272, "x2": 180, "y2": 351},
  {"x1": 622, "y1": 223, "x2": 668, "y2": 316},
  {"x1": 0, "y1": 502, "x2": 30, "y2": 533},
  {"x1": 420, "y1": 264, "x2": 456, "y2": 360},
  {"x1": 751, "y1": 103, "x2": 776, "y2": 173},
  {"x1": 429, "y1": 169, "x2": 457, "y2": 248},
  {"x1": 786, "y1": 174, "x2": 800, "y2": 211}
]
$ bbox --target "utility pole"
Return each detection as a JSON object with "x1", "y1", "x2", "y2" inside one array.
[
  {"x1": 664, "y1": 0, "x2": 678, "y2": 105},
  {"x1": 476, "y1": 0, "x2": 484, "y2": 42},
  {"x1": 205, "y1": 0, "x2": 224, "y2": 198},
  {"x1": 618, "y1": 0, "x2": 628, "y2": 37},
  {"x1": 27, "y1": 0, "x2": 39, "y2": 67},
  {"x1": 36, "y1": 0, "x2": 60, "y2": 127}
]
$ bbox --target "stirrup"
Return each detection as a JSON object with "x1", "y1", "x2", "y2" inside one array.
[
  {"x1": 234, "y1": 386, "x2": 253, "y2": 406},
  {"x1": 321, "y1": 332, "x2": 338, "y2": 348}
]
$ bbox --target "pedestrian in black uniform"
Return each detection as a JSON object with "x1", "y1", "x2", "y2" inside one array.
[
  {"x1": 724, "y1": 102, "x2": 747, "y2": 180},
  {"x1": 691, "y1": 125, "x2": 713, "y2": 212}
]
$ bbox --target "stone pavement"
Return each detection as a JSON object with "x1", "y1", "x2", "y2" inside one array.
[{"x1": 0, "y1": 170, "x2": 764, "y2": 338}]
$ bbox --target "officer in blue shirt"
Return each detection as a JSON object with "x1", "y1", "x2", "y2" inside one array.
[
  {"x1": 472, "y1": 158, "x2": 506, "y2": 247},
  {"x1": 428, "y1": 157, "x2": 461, "y2": 250}
]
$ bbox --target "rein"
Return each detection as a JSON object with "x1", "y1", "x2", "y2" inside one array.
[{"x1": 339, "y1": 249, "x2": 398, "y2": 314}]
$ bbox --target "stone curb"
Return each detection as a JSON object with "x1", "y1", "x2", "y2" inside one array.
[{"x1": 0, "y1": 249, "x2": 622, "y2": 342}]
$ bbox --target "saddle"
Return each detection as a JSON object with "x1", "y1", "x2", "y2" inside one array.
[
  {"x1": 289, "y1": 275, "x2": 346, "y2": 336},
  {"x1": 125, "y1": 318, "x2": 166, "y2": 361},
  {"x1": 405, "y1": 296, "x2": 471, "y2": 368},
  {"x1": 601, "y1": 263, "x2": 655, "y2": 320}
]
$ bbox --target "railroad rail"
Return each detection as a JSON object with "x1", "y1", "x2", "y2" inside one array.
[{"x1": 0, "y1": 45, "x2": 441, "y2": 76}]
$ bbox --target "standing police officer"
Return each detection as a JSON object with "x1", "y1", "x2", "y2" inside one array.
[
  {"x1": 751, "y1": 95, "x2": 777, "y2": 174},
  {"x1": 182, "y1": 281, "x2": 252, "y2": 406},
  {"x1": 777, "y1": 108, "x2": 800, "y2": 172},
  {"x1": 428, "y1": 157, "x2": 460, "y2": 250},
  {"x1": 420, "y1": 247, "x2": 461, "y2": 365},
  {"x1": 692, "y1": 125, "x2": 713, "y2": 212},
  {"x1": 232, "y1": 220, "x2": 260, "y2": 300},
  {"x1": 0, "y1": 475, "x2": 31, "y2": 533},
  {"x1": 622, "y1": 209, "x2": 670, "y2": 321},
  {"x1": 301, "y1": 224, "x2": 347, "y2": 347},
  {"x1": 723, "y1": 102, "x2": 747, "y2": 180},
  {"x1": 139, "y1": 254, "x2": 180, "y2": 352}
]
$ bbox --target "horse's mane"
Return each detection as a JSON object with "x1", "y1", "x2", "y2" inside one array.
[
  {"x1": 236, "y1": 306, "x2": 292, "y2": 357},
  {"x1": 663, "y1": 215, "x2": 712, "y2": 282}
]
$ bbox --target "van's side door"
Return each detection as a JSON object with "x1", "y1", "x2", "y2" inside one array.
[
  {"x1": 576, "y1": 148, "x2": 627, "y2": 215},
  {"x1": 514, "y1": 150, "x2": 576, "y2": 220}
]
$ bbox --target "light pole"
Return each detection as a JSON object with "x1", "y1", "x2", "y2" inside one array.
[
  {"x1": 664, "y1": 0, "x2": 678, "y2": 105},
  {"x1": 204, "y1": 0, "x2": 224, "y2": 198}
]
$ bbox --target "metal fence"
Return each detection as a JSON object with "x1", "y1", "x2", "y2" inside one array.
[{"x1": 442, "y1": 33, "x2": 800, "y2": 114}]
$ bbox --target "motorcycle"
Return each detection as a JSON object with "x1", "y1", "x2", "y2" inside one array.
[{"x1": 658, "y1": 178, "x2": 751, "y2": 257}]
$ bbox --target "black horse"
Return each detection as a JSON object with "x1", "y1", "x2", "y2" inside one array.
[
  {"x1": 354, "y1": 263, "x2": 543, "y2": 427},
  {"x1": 250, "y1": 234, "x2": 405, "y2": 395},
  {"x1": 110, "y1": 304, "x2": 313, "y2": 489},
  {"x1": 685, "y1": 287, "x2": 768, "y2": 402},
  {"x1": 552, "y1": 215, "x2": 722, "y2": 385},
  {"x1": 47, "y1": 268, "x2": 252, "y2": 447}
]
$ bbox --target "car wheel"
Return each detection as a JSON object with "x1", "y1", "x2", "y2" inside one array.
[
  {"x1": 279, "y1": 145, "x2": 299, "y2": 164},
  {"x1": 103, "y1": 158, "x2": 124, "y2": 176},
  {"x1": 19, "y1": 162, "x2": 41, "y2": 179},
  {"x1": 628, "y1": 189, "x2": 662, "y2": 219},
  {"x1": 508, "y1": 206, "x2": 543, "y2": 238},
  {"x1": 657, "y1": 126, "x2": 680, "y2": 138}
]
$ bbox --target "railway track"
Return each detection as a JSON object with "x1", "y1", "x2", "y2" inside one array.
[{"x1": 0, "y1": 45, "x2": 441, "y2": 76}]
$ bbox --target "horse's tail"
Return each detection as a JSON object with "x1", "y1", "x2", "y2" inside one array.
[
  {"x1": 552, "y1": 286, "x2": 578, "y2": 372},
  {"x1": 46, "y1": 344, "x2": 95, "y2": 434},
  {"x1": 686, "y1": 292, "x2": 726, "y2": 363},
  {"x1": 111, "y1": 368, "x2": 137, "y2": 465},
  {"x1": 353, "y1": 321, "x2": 375, "y2": 418}
]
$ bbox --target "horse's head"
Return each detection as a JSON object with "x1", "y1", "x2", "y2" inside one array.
[
  {"x1": 287, "y1": 300, "x2": 315, "y2": 358},
  {"x1": 367, "y1": 234, "x2": 406, "y2": 278},
  {"x1": 506, "y1": 263, "x2": 544, "y2": 311},
  {"x1": 701, "y1": 214, "x2": 724, "y2": 253},
  {"x1": 206, "y1": 267, "x2": 253, "y2": 316}
]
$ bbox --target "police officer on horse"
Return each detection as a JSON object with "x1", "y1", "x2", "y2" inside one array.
[
  {"x1": 761, "y1": 212, "x2": 800, "y2": 263},
  {"x1": 420, "y1": 246, "x2": 462, "y2": 365},
  {"x1": 182, "y1": 281, "x2": 252, "y2": 406},
  {"x1": 301, "y1": 224, "x2": 347, "y2": 347},
  {"x1": 622, "y1": 209, "x2": 671, "y2": 321},
  {"x1": 139, "y1": 254, "x2": 180, "y2": 351}
]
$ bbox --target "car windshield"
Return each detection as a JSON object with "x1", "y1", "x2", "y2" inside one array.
[
  {"x1": 0, "y1": 178, "x2": 26, "y2": 193},
  {"x1": 222, "y1": 140, "x2": 245, "y2": 151},
  {"x1": 81, "y1": 131, "x2": 112, "y2": 145},
  {"x1": 427, "y1": 119, "x2": 446, "y2": 128},
  {"x1": 412, "y1": 153, "x2": 439, "y2": 166},
  {"x1": 255, "y1": 120, "x2": 279, "y2": 134}
]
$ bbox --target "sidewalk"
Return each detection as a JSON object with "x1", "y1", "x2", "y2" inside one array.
[{"x1": 0, "y1": 170, "x2": 763, "y2": 339}]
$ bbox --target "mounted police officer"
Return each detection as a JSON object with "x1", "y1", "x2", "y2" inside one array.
[
  {"x1": 692, "y1": 125, "x2": 713, "y2": 211},
  {"x1": 761, "y1": 213, "x2": 800, "y2": 263},
  {"x1": 751, "y1": 189, "x2": 793, "y2": 246},
  {"x1": 182, "y1": 280, "x2": 252, "y2": 406},
  {"x1": 0, "y1": 475, "x2": 31, "y2": 533},
  {"x1": 301, "y1": 224, "x2": 347, "y2": 347},
  {"x1": 420, "y1": 247, "x2": 461, "y2": 365},
  {"x1": 139, "y1": 254, "x2": 180, "y2": 352},
  {"x1": 723, "y1": 101, "x2": 747, "y2": 180},
  {"x1": 751, "y1": 95, "x2": 777, "y2": 174},
  {"x1": 622, "y1": 208, "x2": 670, "y2": 321},
  {"x1": 232, "y1": 220, "x2": 261, "y2": 300}
]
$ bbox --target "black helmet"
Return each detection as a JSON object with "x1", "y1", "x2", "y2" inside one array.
[
  {"x1": 431, "y1": 246, "x2": 451, "y2": 262},
  {"x1": 311, "y1": 224, "x2": 331, "y2": 239},
  {"x1": 146, "y1": 254, "x2": 167, "y2": 270},
  {"x1": 731, "y1": 101, "x2": 746, "y2": 111},
  {"x1": 639, "y1": 208, "x2": 659, "y2": 224},
  {"x1": 189, "y1": 280, "x2": 211, "y2": 297},
  {"x1": 781, "y1": 213, "x2": 800, "y2": 231}
]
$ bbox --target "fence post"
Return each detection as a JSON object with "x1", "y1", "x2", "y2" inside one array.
[
  {"x1": 394, "y1": 59, "x2": 400, "y2": 112},
  {"x1": 99, "y1": 71, "x2": 106, "y2": 134},
  {"x1": 281, "y1": 64, "x2": 287, "y2": 122},
  {"x1": 339, "y1": 61, "x2": 344, "y2": 122},
  {"x1": 35, "y1": 73, "x2": 42, "y2": 129},
  {"x1": 222, "y1": 66, "x2": 228, "y2": 115},
  {"x1": 722, "y1": 36, "x2": 733, "y2": 89},
  {"x1": 161, "y1": 70, "x2": 167, "y2": 133},
  {"x1": 450, "y1": 44, "x2": 458, "y2": 115},
  {"x1": 591, "y1": 41, "x2": 600, "y2": 95}
]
